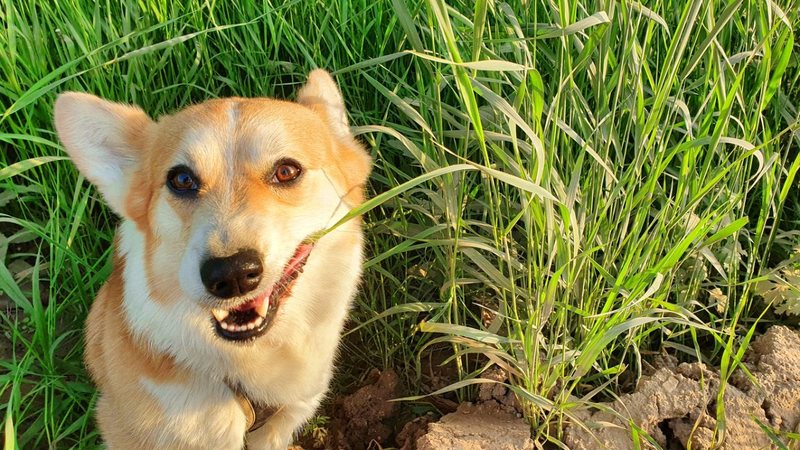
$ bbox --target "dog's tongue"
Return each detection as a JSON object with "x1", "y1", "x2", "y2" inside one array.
[
  {"x1": 286, "y1": 243, "x2": 314, "y2": 273},
  {"x1": 231, "y1": 244, "x2": 314, "y2": 313}
]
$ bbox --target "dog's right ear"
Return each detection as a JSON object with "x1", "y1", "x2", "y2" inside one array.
[{"x1": 54, "y1": 93, "x2": 153, "y2": 217}]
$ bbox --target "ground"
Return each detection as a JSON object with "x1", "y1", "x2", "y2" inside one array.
[{"x1": 293, "y1": 326, "x2": 800, "y2": 449}]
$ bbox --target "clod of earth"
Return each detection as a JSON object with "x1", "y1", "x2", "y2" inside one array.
[
  {"x1": 397, "y1": 415, "x2": 437, "y2": 450},
  {"x1": 564, "y1": 326, "x2": 800, "y2": 449},
  {"x1": 407, "y1": 367, "x2": 531, "y2": 450},
  {"x1": 415, "y1": 402, "x2": 534, "y2": 450},
  {"x1": 475, "y1": 367, "x2": 522, "y2": 415},
  {"x1": 326, "y1": 368, "x2": 402, "y2": 450},
  {"x1": 733, "y1": 325, "x2": 800, "y2": 432}
]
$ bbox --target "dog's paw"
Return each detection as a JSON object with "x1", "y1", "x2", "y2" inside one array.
[
  {"x1": 245, "y1": 398, "x2": 321, "y2": 450},
  {"x1": 245, "y1": 428, "x2": 293, "y2": 450}
]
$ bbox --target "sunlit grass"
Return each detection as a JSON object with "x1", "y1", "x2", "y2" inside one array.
[{"x1": 1, "y1": 0, "x2": 798, "y2": 448}]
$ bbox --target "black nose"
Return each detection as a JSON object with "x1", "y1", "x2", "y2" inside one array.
[{"x1": 200, "y1": 249, "x2": 263, "y2": 298}]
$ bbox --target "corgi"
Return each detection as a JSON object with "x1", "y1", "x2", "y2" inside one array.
[{"x1": 53, "y1": 70, "x2": 371, "y2": 449}]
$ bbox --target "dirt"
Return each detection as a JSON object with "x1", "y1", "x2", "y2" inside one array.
[
  {"x1": 324, "y1": 368, "x2": 403, "y2": 450},
  {"x1": 733, "y1": 325, "x2": 800, "y2": 432},
  {"x1": 396, "y1": 414, "x2": 437, "y2": 450},
  {"x1": 415, "y1": 402, "x2": 534, "y2": 450},
  {"x1": 299, "y1": 363, "x2": 532, "y2": 450},
  {"x1": 410, "y1": 367, "x2": 532, "y2": 450},
  {"x1": 564, "y1": 325, "x2": 800, "y2": 449},
  {"x1": 417, "y1": 344, "x2": 471, "y2": 414},
  {"x1": 295, "y1": 326, "x2": 799, "y2": 449},
  {"x1": 475, "y1": 367, "x2": 522, "y2": 415}
]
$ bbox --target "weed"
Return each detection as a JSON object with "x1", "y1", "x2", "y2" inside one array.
[{"x1": 1, "y1": 0, "x2": 798, "y2": 447}]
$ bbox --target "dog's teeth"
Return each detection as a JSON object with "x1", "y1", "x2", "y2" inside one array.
[
  {"x1": 220, "y1": 321, "x2": 230, "y2": 330},
  {"x1": 254, "y1": 316, "x2": 264, "y2": 326},
  {"x1": 247, "y1": 322, "x2": 256, "y2": 330},
  {"x1": 212, "y1": 309, "x2": 230, "y2": 322},
  {"x1": 255, "y1": 301, "x2": 269, "y2": 317}
]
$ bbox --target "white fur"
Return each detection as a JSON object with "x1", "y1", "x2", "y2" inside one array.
[{"x1": 140, "y1": 378, "x2": 247, "y2": 449}]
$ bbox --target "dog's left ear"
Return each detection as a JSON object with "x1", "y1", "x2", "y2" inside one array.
[{"x1": 297, "y1": 69, "x2": 372, "y2": 204}]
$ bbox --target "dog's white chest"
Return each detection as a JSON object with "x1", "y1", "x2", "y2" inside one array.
[{"x1": 141, "y1": 377, "x2": 248, "y2": 448}]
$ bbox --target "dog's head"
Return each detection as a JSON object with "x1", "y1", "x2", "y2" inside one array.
[{"x1": 54, "y1": 70, "x2": 371, "y2": 344}]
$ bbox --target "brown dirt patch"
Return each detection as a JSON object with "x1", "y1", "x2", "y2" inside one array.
[
  {"x1": 402, "y1": 367, "x2": 532, "y2": 450},
  {"x1": 396, "y1": 414, "x2": 437, "y2": 450},
  {"x1": 733, "y1": 325, "x2": 800, "y2": 432},
  {"x1": 564, "y1": 325, "x2": 800, "y2": 449},
  {"x1": 293, "y1": 326, "x2": 799, "y2": 449},
  {"x1": 324, "y1": 368, "x2": 403, "y2": 450},
  {"x1": 415, "y1": 402, "x2": 534, "y2": 450}
]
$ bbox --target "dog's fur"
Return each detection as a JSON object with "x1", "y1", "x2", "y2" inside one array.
[{"x1": 54, "y1": 70, "x2": 371, "y2": 449}]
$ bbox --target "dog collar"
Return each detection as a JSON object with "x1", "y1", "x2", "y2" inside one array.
[{"x1": 225, "y1": 380, "x2": 280, "y2": 433}]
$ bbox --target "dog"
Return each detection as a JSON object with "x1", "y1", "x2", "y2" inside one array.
[{"x1": 53, "y1": 70, "x2": 371, "y2": 449}]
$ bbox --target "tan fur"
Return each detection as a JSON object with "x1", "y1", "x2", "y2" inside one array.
[
  {"x1": 86, "y1": 251, "x2": 194, "y2": 449},
  {"x1": 55, "y1": 70, "x2": 371, "y2": 449}
]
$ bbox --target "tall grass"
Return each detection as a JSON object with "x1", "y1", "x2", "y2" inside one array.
[{"x1": 1, "y1": 0, "x2": 798, "y2": 448}]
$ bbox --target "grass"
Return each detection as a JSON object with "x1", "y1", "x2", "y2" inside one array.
[{"x1": 1, "y1": 0, "x2": 799, "y2": 448}]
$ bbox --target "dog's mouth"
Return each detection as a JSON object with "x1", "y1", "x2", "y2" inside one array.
[{"x1": 210, "y1": 243, "x2": 314, "y2": 342}]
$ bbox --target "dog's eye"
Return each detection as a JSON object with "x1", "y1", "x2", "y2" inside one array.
[
  {"x1": 272, "y1": 161, "x2": 302, "y2": 184},
  {"x1": 167, "y1": 166, "x2": 200, "y2": 195}
]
